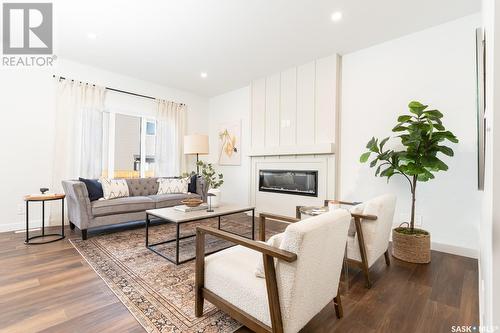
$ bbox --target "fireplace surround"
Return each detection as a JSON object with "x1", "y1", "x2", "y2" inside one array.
[{"x1": 259, "y1": 169, "x2": 318, "y2": 197}]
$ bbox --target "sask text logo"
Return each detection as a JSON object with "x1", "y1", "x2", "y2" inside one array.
[
  {"x1": 2, "y1": 2, "x2": 55, "y2": 66},
  {"x1": 3, "y1": 3, "x2": 52, "y2": 54}
]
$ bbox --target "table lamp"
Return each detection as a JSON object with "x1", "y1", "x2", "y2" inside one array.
[{"x1": 184, "y1": 134, "x2": 209, "y2": 174}]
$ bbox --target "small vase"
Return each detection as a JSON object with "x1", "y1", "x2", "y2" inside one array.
[{"x1": 207, "y1": 188, "x2": 221, "y2": 208}]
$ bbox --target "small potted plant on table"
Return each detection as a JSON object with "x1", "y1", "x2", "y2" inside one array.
[
  {"x1": 360, "y1": 101, "x2": 458, "y2": 263},
  {"x1": 197, "y1": 161, "x2": 224, "y2": 207}
]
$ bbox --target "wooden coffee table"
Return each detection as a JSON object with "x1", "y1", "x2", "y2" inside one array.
[{"x1": 145, "y1": 204, "x2": 255, "y2": 265}]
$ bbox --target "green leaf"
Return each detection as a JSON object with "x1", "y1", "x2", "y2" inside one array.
[
  {"x1": 370, "y1": 158, "x2": 379, "y2": 168},
  {"x1": 380, "y1": 167, "x2": 395, "y2": 178},
  {"x1": 397, "y1": 115, "x2": 413, "y2": 122},
  {"x1": 408, "y1": 101, "x2": 428, "y2": 116},
  {"x1": 423, "y1": 109, "x2": 444, "y2": 118},
  {"x1": 375, "y1": 165, "x2": 382, "y2": 176},
  {"x1": 436, "y1": 146, "x2": 454, "y2": 157},
  {"x1": 392, "y1": 125, "x2": 408, "y2": 132},
  {"x1": 421, "y1": 156, "x2": 448, "y2": 171},
  {"x1": 360, "y1": 152, "x2": 371, "y2": 163},
  {"x1": 380, "y1": 137, "x2": 390, "y2": 150}
]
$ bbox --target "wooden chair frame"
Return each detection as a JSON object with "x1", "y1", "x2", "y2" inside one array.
[
  {"x1": 313, "y1": 200, "x2": 390, "y2": 288},
  {"x1": 195, "y1": 213, "x2": 344, "y2": 333}
]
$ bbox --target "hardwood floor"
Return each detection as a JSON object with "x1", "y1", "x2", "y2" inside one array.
[{"x1": 0, "y1": 223, "x2": 478, "y2": 333}]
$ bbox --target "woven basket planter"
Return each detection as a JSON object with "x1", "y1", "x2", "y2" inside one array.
[{"x1": 392, "y1": 227, "x2": 431, "y2": 264}]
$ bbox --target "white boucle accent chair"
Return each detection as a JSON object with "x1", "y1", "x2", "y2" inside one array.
[
  {"x1": 195, "y1": 209, "x2": 351, "y2": 333},
  {"x1": 325, "y1": 194, "x2": 397, "y2": 288}
]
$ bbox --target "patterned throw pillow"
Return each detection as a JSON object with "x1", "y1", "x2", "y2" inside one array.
[
  {"x1": 99, "y1": 178, "x2": 130, "y2": 200},
  {"x1": 157, "y1": 177, "x2": 189, "y2": 195}
]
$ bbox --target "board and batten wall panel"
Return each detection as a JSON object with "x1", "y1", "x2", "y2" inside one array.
[
  {"x1": 265, "y1": 73, "x2": 281, "y2": 147},
  {"x1": 296, "y1": 61, "x2": 316, "y2": 145},
  {"x1": 315, "y1": 55, "x2": 337, "y2": 143},
  {"x1": 250, "y1": 54, "x2": 339, "y2": 154},
  {"x1": 251, "y1": 78, "x2": 266, "y2": 148},
  {"x1": 280, "y1": 67, "x2": 297, "y2": 145}
]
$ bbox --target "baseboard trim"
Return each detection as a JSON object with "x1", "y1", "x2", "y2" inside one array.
[
  {"x1": 0, "y1": 220, "x2": 67, "y2": 233},
  {"x1": 431, "y1": 241, "x2": 478, "y2": 259}
]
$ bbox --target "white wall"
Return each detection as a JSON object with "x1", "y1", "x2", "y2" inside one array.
[
  {"x1": 480, "y1": 0, "x2": 500, "y2": 327},
  {"x1": 207, "y1": 87, "x2": 251, "y2": 206},
  {"x1": 341, "y1": 14, "x2": 482, "y2": 257},
  {"x1": 0, "y1": 59, "x2": 209, "y2": 231}
]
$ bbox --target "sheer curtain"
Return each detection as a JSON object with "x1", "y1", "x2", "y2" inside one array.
[
  {"x1": 154, "y1": 100, "x2": 186, "y2": 177},
  {"x1": 51, "y1": 78, "x2": 106, "y2": 221}
]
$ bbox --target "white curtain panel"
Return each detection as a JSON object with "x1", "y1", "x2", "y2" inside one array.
[
  {"x1": 154, "y1": 100, "x2": 186, "y2": 177},
  {"x1": 51, "y1": 78, "x2": 106, "y2": 222}
]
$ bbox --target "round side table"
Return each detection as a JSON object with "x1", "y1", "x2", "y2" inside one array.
[{"x1": 24, "y1": 193, "x2": 65, "y2": 244}]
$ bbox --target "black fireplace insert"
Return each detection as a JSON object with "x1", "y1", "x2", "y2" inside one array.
[{"x1": 258, "y1": 169, "x2": 318, "y2": 197}]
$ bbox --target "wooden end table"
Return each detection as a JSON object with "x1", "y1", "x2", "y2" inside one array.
[{"x1": 24, "y1": 194, "x2": 65, "y2": 245}]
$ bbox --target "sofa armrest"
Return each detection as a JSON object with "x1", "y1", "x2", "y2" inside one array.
[{"x1": 61, "y1": 180, "x2": 93, "y2": 230}]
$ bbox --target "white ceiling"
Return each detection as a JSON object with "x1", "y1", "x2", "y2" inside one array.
[{"x1": 56, "y1": 0, "x2": 480, "y2": 97}]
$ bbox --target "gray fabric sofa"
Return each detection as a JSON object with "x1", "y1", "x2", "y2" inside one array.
[{"x1": 62, "y1": 177, "x2": 206, "y2": 240}]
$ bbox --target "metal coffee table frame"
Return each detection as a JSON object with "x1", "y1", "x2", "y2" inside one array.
[{"x1": 145, "y1": 207, "x2": 255, "y2": 265}]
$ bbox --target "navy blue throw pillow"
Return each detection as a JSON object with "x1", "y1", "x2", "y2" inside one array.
[
  {"x1": 188, "y1": 175, "x2": 197, "y2": 193},
  {"x1": 79, "y1": 177, "x2": 104, "y2": 201}
]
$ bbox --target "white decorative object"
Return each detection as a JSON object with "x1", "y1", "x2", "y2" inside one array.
[
  {"x1": 218, "y1": 120, "x2": 241, "y2": 165},
  {"x1": 99, "y1": 178, "x2": 130, "y2": 200},
  {"x1": 207, "y1": 188, "x2": 221, "y2": 207},
  {"x1": 157, "y1": 178, "x2": 189, "y2": 195}
]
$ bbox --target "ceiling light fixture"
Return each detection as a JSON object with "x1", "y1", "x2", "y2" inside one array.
[
  {"x1": 330, "y1": 11, "x2": 342, "y2": 22},
  {"x1": 200, "y1": 72, "x2": 208, "y2": 78},
  {"x1": 87, "y1": 33, "x2": 97, "y2": 40}
]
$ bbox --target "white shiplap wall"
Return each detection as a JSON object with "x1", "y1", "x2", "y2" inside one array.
[{"x1": 250, "y1": 54, "x2": 340, "y2": 154}]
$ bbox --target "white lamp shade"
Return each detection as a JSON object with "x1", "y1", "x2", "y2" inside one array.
[{"x1": 184, "y1": 134, "x2": 209, "y2": 154}]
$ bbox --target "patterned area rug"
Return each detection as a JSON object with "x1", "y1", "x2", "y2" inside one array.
[{"x1": 71, "y1": 214, "x2": 272, "y2": 333}]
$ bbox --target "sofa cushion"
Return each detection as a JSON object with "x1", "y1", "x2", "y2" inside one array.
[
  {"x1": 126, "y1": 177, "x2": 159, "y2": 196},
  {"x1": 91, "y1": 196, "x2": 155, "y2": 217},
  {"x1": 148, "y1": 193, "x2": 201, "y2": 209},
  {"x1": 100, "y1": 178, "x2": 130, "y2": 200},
  {"x1": 188, "y1": 174, "x2": 197, "y2": 193},
  {"x1": 78, "y1": 177, "x2": 103, "y2": 201}
]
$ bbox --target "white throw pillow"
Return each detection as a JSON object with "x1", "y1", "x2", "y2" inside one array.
[
  {"x1": 255, "y1": 232, "x2": 285, "y2": 278},
  {"x1": 157, "y1": 177, "x2": 189, "y2": 195},
  {"x1": 99, "y1": 178, "x2": 130, "y2": 200}
]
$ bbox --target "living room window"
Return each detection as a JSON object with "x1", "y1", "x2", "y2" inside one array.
[{"x1": 102, "y1": 112, "x2": 157, "y2": 179}]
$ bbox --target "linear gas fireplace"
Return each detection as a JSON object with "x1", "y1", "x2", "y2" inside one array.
[{"x1": 259, "y1": 169, "x2": 318, "y2": 197}]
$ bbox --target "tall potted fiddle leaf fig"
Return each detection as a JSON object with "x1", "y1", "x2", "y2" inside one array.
[{"x1": 360, "y1": 101, "x2": 458, "y2": 263}]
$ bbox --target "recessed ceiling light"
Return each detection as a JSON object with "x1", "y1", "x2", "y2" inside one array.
[
  {"x1": 200, "y1": 72, "x2": 208, "y2": 78},
  {"x1": 330, "y1": 12, "x2": 342, "y2": 22},
  {"x1": 87, "y1": 33, "x2": 97, "y2": 40}
]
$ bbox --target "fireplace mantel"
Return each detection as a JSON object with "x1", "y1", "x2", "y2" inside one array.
[{"x1": 248, "y1": 143, "x2": 335, "y2": 157}]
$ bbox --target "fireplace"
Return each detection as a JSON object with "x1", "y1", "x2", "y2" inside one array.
[{"x1": 259, "y1": 169, "x2": 318, "y2": 197}]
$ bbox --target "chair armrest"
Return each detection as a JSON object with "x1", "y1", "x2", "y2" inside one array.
[
  {"x1": 351, "y1": 213, "x2": 377, "y2": 221},
  {"x1": 259, "y1": 212, "x2": 300, "y2": 224},
  {"x1": 324, "y1": 199, "x2": 362, "y2": 206},
  {"x1": 196, "y1": 226, "x2": 297, "y2": 262}
]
